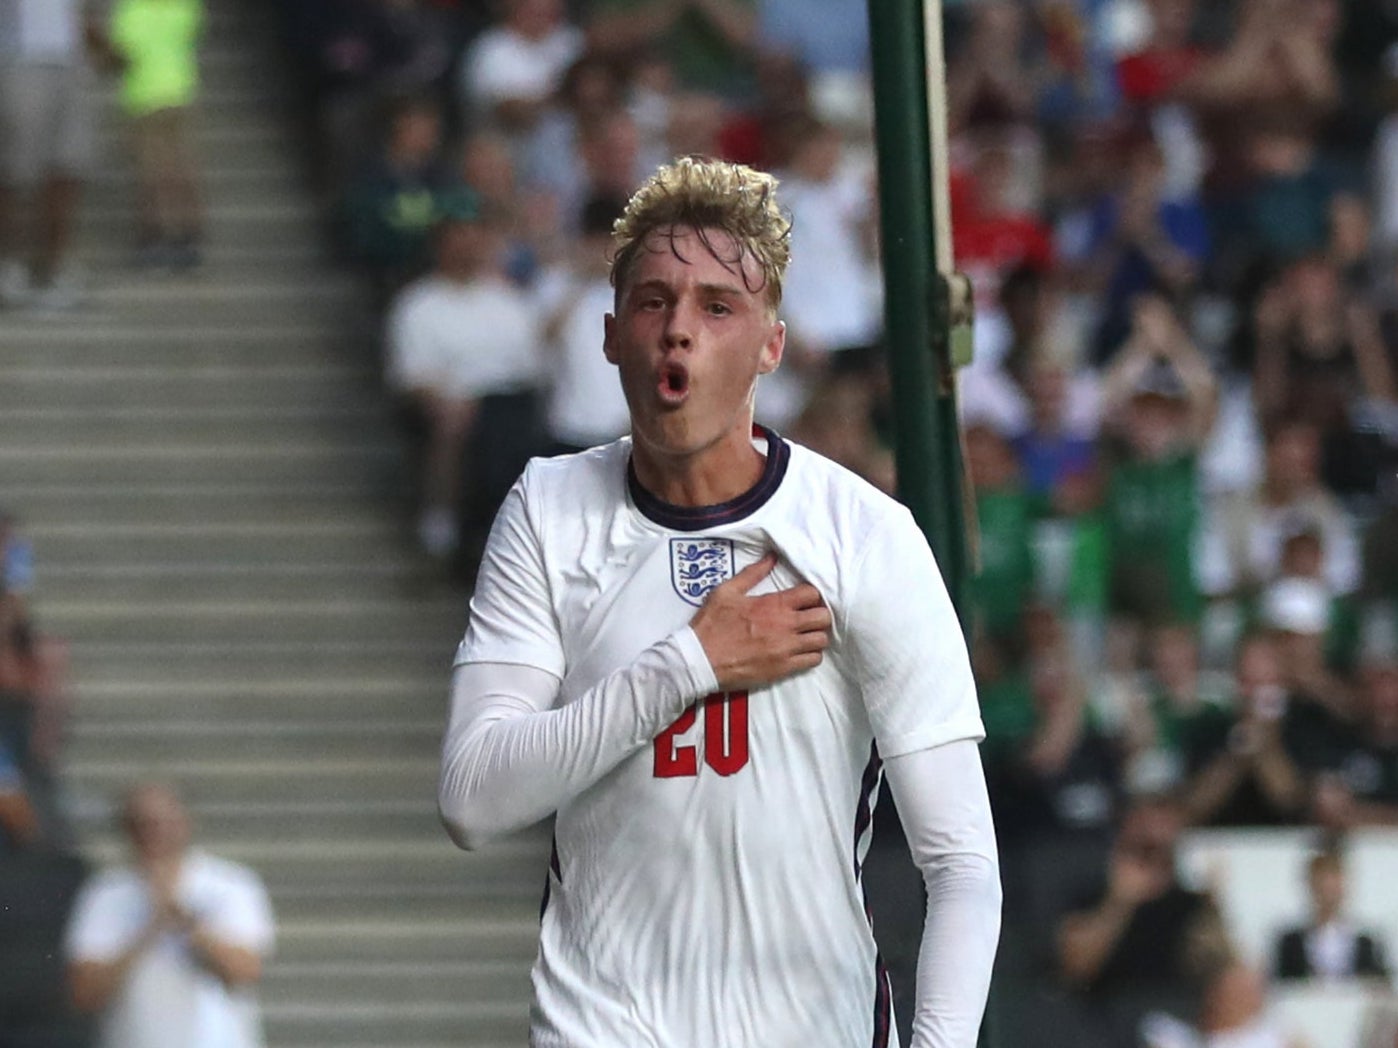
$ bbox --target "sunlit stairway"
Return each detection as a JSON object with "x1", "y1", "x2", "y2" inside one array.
[{"x1": 0, "y1": 2, "x2": 548, "y2": 1044}]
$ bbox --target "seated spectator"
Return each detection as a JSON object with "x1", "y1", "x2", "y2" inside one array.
[
  {"x1": 1144, "y1": 960, "x2": 1299, "y2": 1048},
  {"x1": 764, "y1": 118, "x2": 880, "y2": 429},
  {"x1": 1263, "y1": 576, "x2": 1356, "y2": 724},
  {"x1": 517, "y1": 53, "x2": 627, "y2": 224},
  {"x1": 459, "y1": 0, "x2": 583, "y2": 139},
  {"x1": 1199, "y1": 418, "x2": 1360, "y2": 609},
  {"x1": 458, "y1": 129, "x2": 557, "y2": 284},
  {"x1": 342, "y1": 94, "x2": 458, "y2": 293},
  {"x1": 385, "y1": 204, "x2": 546, "y2": 563},
  {"x1": 1179, "y1": 633, "x2": 1312, "y2": 827},
  {"x1": 1310, "y1": 657, "x2": 1398, "y2": 829},
  {"x1": 1099, "y1": 295, "x2": 1216, "y2": 640},
  {"x1": 0, "y1": 737, "x2": 39, "y2": 852},
  {"x1": 1055, "y1": 132, "x2": 1210, "y2": 365},
  {"x1": 945, "y1": 0, "x2": 1041, "y2": 137},
  {"x1": 983, "y1": 607, "x2": 1122, "y2": 847},
  {"x1": 755, "y1": 0, "x2": 869, "y2": 131},
  {"x1": 785, "y1": 373, "x2": 893, "y2": 494},
  {"x1": 583, "y1": 0, "x2": 759, "y2": 99},
  {"x1": 1012, "y1": 348, "x2": 1101, "y2": 518},
  {"x1": 534, "y1": 195, "x2": 631, "y2": 453},
  {"x1": 1182, "y1": 0, "x2": 1342, "y2": 275},
  {"x1": 282, "y1": 0, "x2": 454, "y2": 198},
  {"x1": 65, "y1": 784, "x2": 275, "y2": 1047},
  {"x1": 1274, "y1": 846, "x2": 1390, "y2": 982},
  {"x1": 1057, "y1": 797, "x2": 1224, "y2": 1001},
  {"x1": 952, "y1": 134, "x2": 1055, "y2": 363},
  {"x1": 1117, "y1": 0, "x2": 1206, "y2": 114},
  {"x1": 1122, "y1": 624, "x2": 1233, "y2": 796},
  {"x1": 1250, "y1": 256, "x2": 1397, "y2": 498},
  {"x1": 964, "y1": 421, "x2": 1035, "y2": 645}
]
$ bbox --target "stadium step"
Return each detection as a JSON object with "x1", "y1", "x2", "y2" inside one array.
[{"x1": 0, "y1": 1, "x2": 545, "y2": 1044}]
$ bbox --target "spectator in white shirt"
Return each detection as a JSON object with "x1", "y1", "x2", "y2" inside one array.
[
  {"x1": 64, "y1": 783, "x2": 275, "y2": 1048},
  {"x1": 387, "y1": 204, "x2": 546, "y2": 561},
  {"x1": 459, "y1": 0, "x2": 583, "y2": 140}
]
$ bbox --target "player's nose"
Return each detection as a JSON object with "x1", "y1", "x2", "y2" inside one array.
[{"x1": 662, "y1": 301, "x2": 696, "y2": 349}]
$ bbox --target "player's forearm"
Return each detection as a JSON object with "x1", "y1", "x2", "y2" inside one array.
[
  {"x1": 910, "y1": 851, "x2": 1002, "y2": 1047},
  {"x1": 439, "y1": 630, "x2": 717, "y2": 849},
  {"x1": 885, "y1": 742, "x2": 1001, "y2": 1048}
]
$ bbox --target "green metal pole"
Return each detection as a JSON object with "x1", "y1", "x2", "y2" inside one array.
[
  {"x1": 867, "y1": 0, "x2": 969, "y2": 616},
  {"x1": 868, "y1": 6, "x2": 993, "y2": 1047}
]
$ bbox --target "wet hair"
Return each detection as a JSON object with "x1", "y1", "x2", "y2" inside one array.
[{"x1": 610, "y1": 156, "x2": 792, "y2": 312}]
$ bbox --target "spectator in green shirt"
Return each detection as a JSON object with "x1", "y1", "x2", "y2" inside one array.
[
  {"x1": 966, "y1": 419, "x2": 1037, "y2": 645},
  {"x1": 108, "y1": 0, "x2": 205, "y2": 268},
  {"x1": 1100, "y1": 294, "x2": 1218, "y2": 657}
]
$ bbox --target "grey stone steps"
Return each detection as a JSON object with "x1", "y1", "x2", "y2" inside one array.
[
  {"x1": 268, "y1": 886, "x2": 538, "y2": 925},
  {"x1": 63, "y1": 638, "x2": 450, "y2": 677},
  {"x1": 262, "y1": 1001, "x2": 528, "y2": 1045},
  {"x1": 0, "y1": 407, "x2": 394, "y2": 448},
  {"x1": 0, "y1": 330, "x2": 370, "y2": 369},
  {"x1": 29, "y1": 518, "x2": 408, "y2": 559},
  {"x1": 262, "y1": 959, "x2": 531, "y2": 1006},
  {"x1": 72, "y1": 833, "x2": 551, "y2": 893},
  {"x1": 48, "y1": 607, "x2": 456, "y2": 646},
  {"x1": 68, "y1": 678, "x2": 449, "y2": 722},
  {"x1": 32, "y1": 562, "x2": 443, "y2": 604},
  {"x1": 73, "y1": 798, "x2": 448, "y2": 844},
  {"x1": 272, "y1": 909, "x2": 540, "y2": 964},
  {"x1": 65, "y1": 717, "x2": 441, "y2": 763},
  {"x1": 0, "y1": 445, "x2": 398, "y2": 485},
  {"x1": 0, "y1": 371, "x2": 382, "y2": 412}
]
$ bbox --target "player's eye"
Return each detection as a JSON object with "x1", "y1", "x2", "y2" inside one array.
[{"x1": 706, "y1": 301, "x2": 732, "y2": 316}]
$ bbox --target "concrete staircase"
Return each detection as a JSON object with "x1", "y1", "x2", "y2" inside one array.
[{"x1": 1, "y1": 2, "x2": 548, "y2": 1045}]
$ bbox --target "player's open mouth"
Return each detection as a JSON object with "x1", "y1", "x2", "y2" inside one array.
[{"x1": 657, "y1": 363, "x2": 690, "y2": 405}]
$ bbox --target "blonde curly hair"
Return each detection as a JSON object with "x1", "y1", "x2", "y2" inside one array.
[{"x1": 610, "y1": 156, "x2": 792, "y2": 313}]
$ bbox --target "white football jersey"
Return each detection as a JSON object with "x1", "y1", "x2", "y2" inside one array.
[{"x1": 456, "y1": 428, "x2": 984, "y2": 1048}]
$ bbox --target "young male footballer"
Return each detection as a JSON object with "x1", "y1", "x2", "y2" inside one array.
[{"x1": 439, "y1": 157, "x2": 1000, "y2": 1047}]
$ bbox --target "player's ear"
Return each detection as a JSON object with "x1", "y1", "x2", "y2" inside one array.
[
  {"x1": 757, "y1": 319, "x2": 785, "y2": 375},
  {"x1": 603, "y1": 312, "x2": 619, "y2": 365}
]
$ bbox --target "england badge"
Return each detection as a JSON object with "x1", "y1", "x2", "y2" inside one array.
[{"x1": 669, "y1": 538, "x2": 735, "y2": 606}]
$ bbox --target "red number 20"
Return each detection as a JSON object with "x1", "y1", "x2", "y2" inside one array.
[{"x1": 653, "y1": 691, "x2": 749, "y2": 778}]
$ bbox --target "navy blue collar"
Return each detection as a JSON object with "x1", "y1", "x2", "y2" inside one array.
[{"x1": 628, "y1": 425, "x2": 790, "y2": 532}]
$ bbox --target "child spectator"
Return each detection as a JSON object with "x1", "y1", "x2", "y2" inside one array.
[
  {"x1": 1274, "y1": 846, "x2": 1389, "y2": 981},
  {"x1": 1100, "y1": 294, "x2": 1216, "y2": 646},
  {"x1": 108, "y1": 0, "x2": 205, "y2": 269}
]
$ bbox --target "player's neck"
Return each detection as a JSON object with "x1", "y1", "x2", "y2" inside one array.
[{"x1": 630, "y1": 427, "x2": 767, "y2": 509}]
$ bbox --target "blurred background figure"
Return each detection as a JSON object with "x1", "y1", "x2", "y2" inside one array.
[
  {"x1": 64, "y1": 783, "x2": 274, "y2": 1048},
  {"x1": 0, "y1": 0, "x2": 101, "y2": 310},
  {"x1": 1273, "y1": 845, "x2": 1390, "y2": 983},
  {"x1": 104, "y1": 0, "x2": 206, "y2": 271},
  {"x1": 385, "y1": 204, "x2": 545, "y2": 567},
  {"x1": 535, "y1": 194, "x2": 631, "y2": 454}
]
